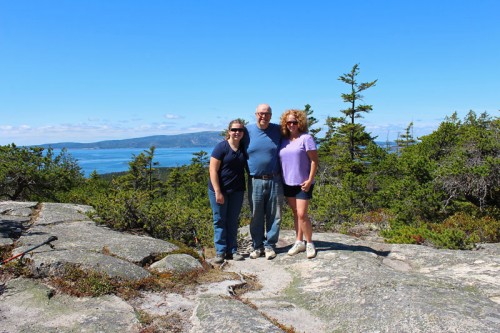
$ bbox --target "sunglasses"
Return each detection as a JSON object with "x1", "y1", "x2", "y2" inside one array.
[
  {"x1": 230, "y1": 128, "x2": 244, "y2": 132},
  {"x1": 256, "y1": 112, "x2": 272, "y2": 117},
  {"x1": 286, "y1": 121, "x2": 298, "y2": 125}
]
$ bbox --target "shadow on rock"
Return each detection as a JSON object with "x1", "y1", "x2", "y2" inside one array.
[{"x1": 305, "y1": 240, "x2": 391, "y2": 257}]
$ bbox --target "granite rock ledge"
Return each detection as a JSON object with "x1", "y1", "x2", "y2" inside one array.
[{"x1": 1, "y1": 201, "x2": 499, "y2": 332}]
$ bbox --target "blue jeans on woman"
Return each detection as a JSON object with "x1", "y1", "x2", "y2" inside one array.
[
  {"x1": 208, "y1": 189, "x2": 245, "y2": 256},
  {"x1": 248, "y1": 176, "x2": 283, "y2": 251}
]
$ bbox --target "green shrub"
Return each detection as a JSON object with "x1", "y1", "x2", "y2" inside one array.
[
  {"x1": 144, "y1": 196, "x2": 212, "y2": 246},
  {"x1": 381, "y1": 220, "x2": 477, "y2": 250},
  {"x1": 281, "y1": 202, "x2": 295, "y2": 230},
  {"x1": 381, "y1": 222, "x2": 431, "y2": 246},
  {"x1": 351, "y1": 209, "x2": 393, "y2": 227},
  {"x1": 440, "y1": 212, "x2": 500, "y2": 243},
  {"x1": 0, "y1": 144, "x2": 84, "y2": 201},
  {"x1": 428, "y1": 227, "x2": 473, "y2": 250},
  {"x1": 92, "y1": 189, "x2": 151, "y2": 230},
  {"x1": 309, "y1": 183, "x2": 353, "y2": 229}
]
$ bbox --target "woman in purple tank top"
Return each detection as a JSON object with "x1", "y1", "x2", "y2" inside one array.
[{"x1": 279, "y1": 109, "x2": 319, "y2": 259}]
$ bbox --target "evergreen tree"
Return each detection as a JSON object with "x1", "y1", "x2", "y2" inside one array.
[
  {"x1": 121, "y1": 146, "x2": 160, "y2": 192},
  {"x1": 395, "y1": 122, "x2": 417, "y2": 152},
  {"x1": 304, "y1": 104, "x2": 321, "y2": 142},
  {"x1": 338, "y1": 64, "x2": 377, "y2": 160},
  {"x1": 319, "y1": 64, "x2": 377, "y2": 176},
  {"x1": 0, "y1": 144, "x2": 83, "y2": 201},
  {"x1": 191, "y1": 150, "x2": 209, "y2": 167},
  {"x1": 433, "y1": 111, "x2": 500, "y2": 211}
]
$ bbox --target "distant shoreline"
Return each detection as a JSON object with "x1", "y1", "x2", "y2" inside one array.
[
  {"x1": 51, "y1": 147, "x2": 210, "y2": 177},
  {"x1": 34, "y1": 131, "x2": 222, "y2": 149}
]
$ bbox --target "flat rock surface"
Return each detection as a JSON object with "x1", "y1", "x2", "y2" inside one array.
[
  {"x1": 0, "y1": 278, "x2": 140, "y2": 333},
  {"x1": 1, "y1": 201, "x2": 499, "y2": 332},
  {"x1": 2, "y1": 202, "x2": 178, "y2": 280},
  {"x1": 221, "y1": 232, "x2": 500, "y2": 333}
]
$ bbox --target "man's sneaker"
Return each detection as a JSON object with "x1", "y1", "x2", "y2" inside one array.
[
  {"x1": 265, "y1": 248, "x2": 277, "y2": 260},
  {"x1": 249, "y1": 248, "x2": 264, "y2": 259},
  {"x1": 288, "y1": 241, "x2": 306, "y2": 256},
  {"x1": 306, "y1": 242, "x2": 316, "y2": 259},
  {"x1": 214, "y1": 253, "x2": 225, "y2": 264}
]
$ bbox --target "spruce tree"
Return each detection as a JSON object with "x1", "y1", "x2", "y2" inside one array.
[
  {"x1": 338, "y1": 64, "x2": 377, "y2": 160},
  {"x1": 304, "y1": 104, "x2": 321, "y2": 142},
  {"x1": 395, "y1": 122, "x2": 417, "y2": 152}
]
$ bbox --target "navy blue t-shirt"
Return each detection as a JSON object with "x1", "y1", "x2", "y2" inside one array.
[{"x1": 208, "y1": 140, "x2": 247, "y2": 193}]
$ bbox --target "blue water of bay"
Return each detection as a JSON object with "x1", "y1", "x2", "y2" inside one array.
[{"x1": 55, "y1": 147, "x2": 210, "y2": 177}]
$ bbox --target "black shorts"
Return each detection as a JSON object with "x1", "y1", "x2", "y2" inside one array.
[{"x1": 283, "y1": 183, "x2": 314, "y2": 200}]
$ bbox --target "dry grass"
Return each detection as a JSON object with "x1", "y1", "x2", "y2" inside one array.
[
  {"x1": 137, "y1": 311, "x2": 185, "y2": 333},
  {"x1": 230, "y1": 273, "x2": 262, "y2": 296},
  {"x1": 139, "y1": 319, "x2": 185, "y2": 333},
  {"x1": 0, "y1": 244, "x2": 14, "y2": 264},
  {"x1": 46, "y1": 260, "x2": 252, "y2": 300},
  {"x1": 194, "y1": 268, "x2": 240, "y2": 284},
  {"x1": 0, "y1": 257, "x2": 33, "y2": 284}
]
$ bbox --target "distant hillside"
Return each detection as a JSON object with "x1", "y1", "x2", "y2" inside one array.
[{"x1": 38, "y1": 131, "x2": 223, "y2": 149}]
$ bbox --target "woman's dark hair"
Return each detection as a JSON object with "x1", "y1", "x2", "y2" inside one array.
[{"x1": 225, "y1": 119, "x2": 246, "y2": 139}]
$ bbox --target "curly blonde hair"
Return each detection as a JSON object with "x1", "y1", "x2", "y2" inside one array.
[{"x1": 280, "y1": 109, "x2": 308, "y2": 137}]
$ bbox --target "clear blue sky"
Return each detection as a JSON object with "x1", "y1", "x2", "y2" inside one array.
[{"x1": 1, "y1": 0, "x2": 498, "y2": 145}]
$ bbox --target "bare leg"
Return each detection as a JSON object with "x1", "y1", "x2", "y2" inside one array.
[
  {"x1": 296, "y1": 198, "x2": 312, "y2": 243},
  {"x1": 286, "y1": 197, "x2": 303, "y2": 241}
]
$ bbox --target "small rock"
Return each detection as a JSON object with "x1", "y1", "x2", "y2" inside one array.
[{"x1": 150, "y1": 253, "x2": 203, "y2": 274}]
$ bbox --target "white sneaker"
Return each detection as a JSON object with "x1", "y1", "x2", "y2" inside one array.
[
  {"x1": 306, "y1": 242, "x2": 316, "y2": 259},
  {"x1": 265, "y1": 248, "x2": 276, "y2": 260},
  {"x1": 288, "y1": 241, "x2": 306, "y2": 256},
  {"x1": 249, "y1": 248, "x2": 264, "y2": 259}
]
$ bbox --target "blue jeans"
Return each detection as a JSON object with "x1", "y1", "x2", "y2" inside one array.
[
  {"x1": 248, "y1": 176, "x2": 283, "y2": 250},
  {"x1": 208, "y1": 189, "x2": 245, "y2": 256}
]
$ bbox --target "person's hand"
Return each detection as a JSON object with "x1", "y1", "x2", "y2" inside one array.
[
  {"x1": 215, "y1": 191, "x2": 224, "y2": 204},
  {"x1": 301, "y1": 180, "x2": 312, "y2": 192}
]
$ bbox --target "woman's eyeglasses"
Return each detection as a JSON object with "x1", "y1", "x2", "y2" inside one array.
[
  {"x1": 286, "y1": 121, "x2": 298, "y2": 125},
  {"x1": 230, "y1": 128, "x2": 244, "y2": 132}
]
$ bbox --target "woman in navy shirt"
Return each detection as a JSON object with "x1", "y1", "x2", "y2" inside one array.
[{"x1": 208, "y1": 119, "x2": 247, "y2": 263}]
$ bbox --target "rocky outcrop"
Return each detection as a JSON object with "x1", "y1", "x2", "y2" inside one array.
[
  {"x1": 1, "y1": 201, "x2": 499, "y2": 332},
  {"x1": 0, "y1": 201, "x2": 200, "y2": 332},
  {"x1": 218, "y1": 232, "x2": 500, "y2": 333},
  {"x1": 0, "y1": 278, "x2": 140, "y2": 333},
  {"x1": 3, "y1": 202, "x2": 179, "y2": 280}
]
